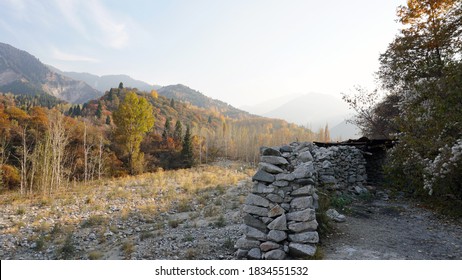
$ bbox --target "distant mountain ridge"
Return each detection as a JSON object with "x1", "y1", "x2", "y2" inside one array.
[
  {"x1": 49, "y1": 67, "x2": 161, "y2": 93},
  {"x1": 0, "y1": 42, "x2": 101, "y2": 103},
  {"x1": 157, "y1": 84, "x2": 251, "y2": 119}
]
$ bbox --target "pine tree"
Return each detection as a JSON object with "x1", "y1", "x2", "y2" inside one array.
[
  {"x1": 96, "y1": 102, "x2": 103, "y2": 119},
  {"x1": 181, "y1": 125, "x2": 194, "y2": 167},
  {"x1": 162, "y1": 118, "x2": 171, "y2": 142},
  {"x1": 105, "y1": 115, "x2": 111, "y2": 125},
  {"x1": 173, "y1": 120, "x2": 183, "y2": 144},
  {"x1": 170, "y1": 98, "x2": 175, "y2": 108}
]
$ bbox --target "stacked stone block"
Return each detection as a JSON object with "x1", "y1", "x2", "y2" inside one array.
[{"x1": 236, "y1": 142, "x2": 368, "y2": 259}]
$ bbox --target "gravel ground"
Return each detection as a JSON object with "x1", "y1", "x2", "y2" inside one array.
[{"x1": 322, "y1": 195, "x2": 462, "y2": 260}]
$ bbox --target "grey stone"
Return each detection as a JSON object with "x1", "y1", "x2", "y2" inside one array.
[
  {"x1": 258, "y1": 162, "x2": 284, "y2": 174},
  {"x1": 264, "y1": 249, "x2": 286, "y2": 260},
  {"x1": 243, "y1": 205, "x2": 268, "y2": 217},
  {"x1": 244, "y1": 214, "x2": 267, "y2": 231},
  {"x1": 244, "y1": 226, "x2": 267, "y2": 241},
  {"x1": 268, "y1": 205, "x2": 285, "y2": 218},
  {"x1": 235, "y1": 238, "x2": 260, "y2": 250},
  {"x1": 292, "y1": 185, "x2": 315, "y2": 196},
  {"x1": 236, "y1": 249, "x2": 248, "y2": 258},
  {"x1": 275, "y1": 173, "x2": 295, "y2": 181},
  {"x1": 247, "y1": 248, "x2": 262, "y2": 259},
  {"x1": 289, "y1": 243, "x2": 317, "y2": 257},
  {"x1": 286, "y1": 208, "x2": 316, "y2": 222},
  {"x1": 267, "y1": 230, "x2": 287, "y2": 243},
  {"x1": 252, "y1": 170, "x2": 275, "y2": 183},
  {"x1": 261, "y1": 217, "x2": 274, "y2": 224},
  {"x1": 320, "y1": 175, "x2": 336, "y2": 184},
  {"x1": 261, "y1": 156, "x2": 289, "y2": 166},
  {"x1": 322, "y1": 160, "x2": 332, "y2": 169},
  {"x1": 281, "y1": 203, "x2": 290, "y2": 211},
  {"x1": 261, "y1": 147, "x2": 282, "y2": 156},
  {"x1": 267, "y1": 213, "x2": 287, "y2": 230},
  {"x1": 260, "y1": 241, "x2": 280, "y2": 252},
  {"x1": 266, "y1": 194, "x2": 283, "y2": 203},
  {"x1": 294, "y1": 178, "x2": 315, "y2": 185},
  {"x1": 245, "y1": 193, "x2": 270, "y2": 208},
  {"x1": 298, "y1": 151, "x2": 313, "y2": 162},
  {"x1": 253, "y1": 183, "x2": 275, "y2": 194},
  {"x1": 293, "y1": 162, "x2": 315, "y2": 179},
  {"x1": 288, "y1": 220, "x2": 318, "y2": 232},
  {"x1": 348, "y1": 175, "x2": 356, "y2": 183},
  {"x1": 288, "y1": 231, "x2": 319, "y2": 243},
  {"x1": 272, "y1": 180, "x2": 289, "y2": 187},
  {"x1": 290, "y1": 196, "x2": 313, "y2": 210},
  {"x1": 326, "y1": 209, "x2": 346, "y2": 223},
  {"x1": 280, "y1": 145, "x2": 293, "y2": 153},
  {"x1": 353, "y1": 185, "x2": 368, "y2": 194}
]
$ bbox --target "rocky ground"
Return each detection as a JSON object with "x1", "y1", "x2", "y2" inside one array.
[
  {"x1": 322, "y1": 190, "x2": 462, "y2": 260},
  {"x1": 1, "y1": 166, "x2": 461, "y2": 260},
  {"x1": 0, "y1": 163, "x2": 254, "y2": 260}
]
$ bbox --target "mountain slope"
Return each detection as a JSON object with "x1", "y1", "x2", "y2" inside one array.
[
  {"x1": 262, "y1": 93, "x2": 350, "y2": 129},
  {"x1": 50, "y1": 68, "x2": 161, "y2": 93},
  {"x1": 0, "y1": 42, "x2": 101, "y2": 103},
  {"x1": 157, "y1": 84, "x2": 251, "y2": 119}
]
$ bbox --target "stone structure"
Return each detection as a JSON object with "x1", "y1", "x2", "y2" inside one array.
[{"x1": 235, "y1": 141, "x2": 368, "y2": 259}]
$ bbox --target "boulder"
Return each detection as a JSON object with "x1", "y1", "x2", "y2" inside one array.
[
  {"x1": 290, "y1": 196, "x2": 314, "y2": 210},
  {"x1": 243, "y1": 205, "x2": 268, "y2": 217},
  {"x1": 247, "y1": 248, "x2": 262, "y2": 259},
  {"x1": 268, "y1": 205, "x2": 285, "y2": 218},
  {"x1": 288, "y1": 220, "x2": 318, "y2": 233},
  {"x1": 288, "y1": 231, "x2": 319, "y2": 243}
]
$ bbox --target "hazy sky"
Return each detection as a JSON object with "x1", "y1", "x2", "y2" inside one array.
[{"x1": 1, "y1": 0, "x2": 404, "y2": 107}]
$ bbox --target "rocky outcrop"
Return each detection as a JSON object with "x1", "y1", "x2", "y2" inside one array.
[{"x1": 236, "y1": 142, "x2": 368, "y2": 259}]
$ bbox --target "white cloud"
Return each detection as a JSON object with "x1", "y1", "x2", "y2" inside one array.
[
  {"x1": 54, "y1": 0, "x2": 129, "y2": 49},
  {"x1": 52, "y1": 48, "x2": 100, "y2": 63}
]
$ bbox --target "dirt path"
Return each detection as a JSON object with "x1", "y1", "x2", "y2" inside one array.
[{"x1": 322, "y1": 196, "x2": 462, "y2": 260}]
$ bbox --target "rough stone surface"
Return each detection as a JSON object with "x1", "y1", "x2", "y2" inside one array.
[
  {"x1": 275, "y1": 173, "x2": 295, "y2": 182},
  {"x1": 247, "y1": 248, "x2": 262, "y2": 259},
  {"x1": 288, "y1": 231, "x2": 319, "y2": 243},
  {"x1": 244, "y1": 226, "x2": 267, "y2": 241},
  {"x1": 267, "y1": 214, "x2": 287, "y2": 230},
  {"x1": 246, "y1": 194, "x2": 270, "y2": 208},
  {"x1": 286, "y1": 208, "x2": 316, "y2": 222},
  {"x1": 253, "y1": 183, "x2": 275, "y2": 194},
  {"x1": 293, "y1": 162, "x2": 316, "y2": 179},
  {"x1": 261, "y1": 156, "x2": 289, "y2": 166},
  {"x1": 244, "y1": 214, "x2": 267, "y2": 231},
  {"x1": 243, "y1": 205, "x2": 269, "y2": 217},
  {"x1": 289, "y1": 243, "x2": 316, "y2": 257},
  {"x1": 252, "y1": 170, "x2": 275, "y2": 183},
  {"x1": 261, "y1": 147, "x2": 282, "y2": 157},
  {"x1": 260, "y1": 241, "x2": 280, "y2": 252},
  {"x1": 266, "y1": 194, "x2": 283, "y2": 203},
  {"x1": 267, "y1": 230, "x2": 287, "y2": 243},
  {"x1": 258, "y1": 162, "x2": 284, "y2": 174},
  {"x1": 264, "y1": 249, "x2": 286, "y2": 260},
  {"x1": 292, "y1": 185, "x2": 315, "y2": 196},
  {"x1": 290, "y1": 196, "x2": 313, "y2": 210},
  {"x1": 288, "y1": 220, "x2": 318, "y2": 233},
  {"x1": 235, "y1": 238, "x2": 261, "y2": 250},
  {"x1": 268, "y1": 205, "x2": 285, "y2": 218},
  {"x1": 298, "y1": 151, "x2": 313, "y2": 162},
  {"x1": 326, "y1": 209, "x2": 346, "y2": 223},
  {"x1": 272, "y1": 180, "x2": 289, "y2": 187}
]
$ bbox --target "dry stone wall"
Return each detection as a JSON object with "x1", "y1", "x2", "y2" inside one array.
[{"x1": 235, "y1": 142, "x2": 367, "y2": 259}]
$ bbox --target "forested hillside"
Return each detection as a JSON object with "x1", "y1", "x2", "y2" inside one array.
[
  {"x1": 0, "y1": 81, "x2": 329, "y2": 195},
  {"x1": 343, "y1": 0, "x2": 462, "y2": 209}
]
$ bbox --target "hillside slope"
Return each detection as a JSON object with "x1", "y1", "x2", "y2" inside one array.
[{"x1": 0, "y1": 42, "x2": 101, "y2": 103}]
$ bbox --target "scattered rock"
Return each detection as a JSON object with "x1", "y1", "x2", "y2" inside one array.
[{"x1": 326, "y1": 209, "x2": 346, "y2": 223}]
